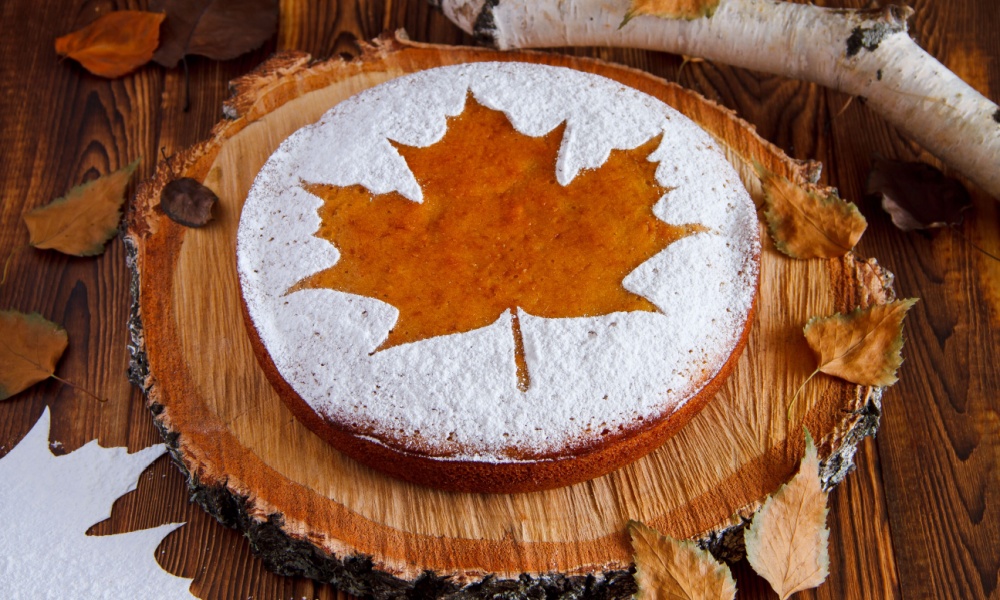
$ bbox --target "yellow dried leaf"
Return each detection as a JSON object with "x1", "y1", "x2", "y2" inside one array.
[
  {"x1": 744, "y1": 431, "x2": 829, "y2": 600},
  {"x1": 55, "y1": 11, "x2": 165, "y2": 78},
  {"x1": 758, "y1": 165, "x2": 867, "y2": 259},
  {"x1": 629, "y1": 520, "x2": 736, "y2": 600},
  {"x1": 621, "y1": 0, "x2": 720, "y2": 25},
  {"x1": 0, "y1": 311, "x2": 68, "y2": 401},
  {"x1": 805, "y1": 299, "x2": 918, "y2": 387},
  {"x1": 24, "y1": 160, "x2": 139, "y2": 256}
]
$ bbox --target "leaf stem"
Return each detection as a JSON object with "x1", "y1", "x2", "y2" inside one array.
[
  {"x1": 182, "y1": 58, "x2": 191, "y2": 113},
  {"x1": 787, "y1": 368, "x2": 820, "y2": 422},
  {"x1": 833, "y1": 95, "x2": 855, "y2": 118},
  {"x1": 0, "y1": 246, "x2": 20, "y2": 285},
  {"x1": 951, "y1": 226, "x2": 1000, "y2": 263},
  {"x1": 0, "y1": 333, "x2": 105, "y2": 402},
  {"x1": 49, "y1": 373, "x2": 107, "y2": 403}
]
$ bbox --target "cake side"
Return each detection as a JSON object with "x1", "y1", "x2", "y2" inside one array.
[{"x1": 240, "y1": 285, "x2": 758, "y2": 492}]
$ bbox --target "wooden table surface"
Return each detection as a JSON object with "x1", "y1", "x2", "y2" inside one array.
[{"x1": 1, "y1": 1, "x2": 997, "y2": 598}]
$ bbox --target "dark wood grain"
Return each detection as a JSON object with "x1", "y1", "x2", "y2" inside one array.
[
  {"x1": 824, "y1": 1, "x2": 1000, "y2": 598},
  {"x1": 1, "y1": 1, "x2": 997, "y2": 598}
]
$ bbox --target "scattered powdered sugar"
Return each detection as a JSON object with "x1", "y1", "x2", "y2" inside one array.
[
  {"x1": 0, "y1": 408, "x2": 194, "y2": 599},
  {"x1": 237, "y1": 62, "x2": 759, "y2": 462}
]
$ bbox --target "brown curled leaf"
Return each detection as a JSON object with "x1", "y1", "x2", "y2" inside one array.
[
  {"x1": 758, "y1": 164, "x2": 867, "y2": 259},
  {"x1": 54, "y1": 11, "x2": 165, "y2": 78},
  {"x1": 745, "y1": 430, "x2": 830, "y2": 600},
  {"x1": 629, "y1": 520, "x2": 737, "y2": 600},
  {"x1": 160, "y1": 177, "x2": 218, "y2": 227},
  {"x1": 24, "y1": 160, "x2": 139, "y2": 256},
  {"x1": 151, "y1": 0, "x2": 279, "y2": 68},
  {"x1": 0, "y1": 311, "x2": 68, "y2": 401},
  {"x1": 867, "y1": 158, "x2": 972, "y2": 231}
]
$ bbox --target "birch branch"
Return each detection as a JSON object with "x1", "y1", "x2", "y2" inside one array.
[{"x1": 435, "y1": 0, "x2": 1000, "y2": 200}]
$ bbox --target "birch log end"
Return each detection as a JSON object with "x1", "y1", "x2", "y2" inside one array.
[{"x1": 125, "y1": 34, "x2": 894, "y2": 598}]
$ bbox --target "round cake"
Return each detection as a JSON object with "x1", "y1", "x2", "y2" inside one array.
[{"x1": 236, "y1": 62, "x2": 760, "y2": 493}]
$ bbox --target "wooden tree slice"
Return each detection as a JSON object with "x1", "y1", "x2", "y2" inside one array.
[{"x1": 125, "y1": 34, "x2": 893, "y2": 597}]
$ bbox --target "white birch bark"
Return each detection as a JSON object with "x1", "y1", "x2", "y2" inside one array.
[{"x1": 436, "y1": 0, "x2": 1000, "y2": 200}]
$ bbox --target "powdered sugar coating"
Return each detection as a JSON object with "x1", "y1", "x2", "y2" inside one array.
[{"x1": 237, "y1": 62, "x2": 759, "y2": 462}]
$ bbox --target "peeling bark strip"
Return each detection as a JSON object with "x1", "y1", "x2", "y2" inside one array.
[{"x1": 436, "y1": 0, "x2": 1000, "y2": 200}]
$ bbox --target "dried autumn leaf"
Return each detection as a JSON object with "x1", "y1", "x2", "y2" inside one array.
[
  {"x1": 0, "y1": 311, "x2": 68, "y2": 401},
  {"x1": 758, "y1": 165, "x2": 867, "y2": 259},
  {"x1": 745, "y1": 430, "x2": 829, "y2": 600},
  {"x1": 151, "y1": 0, "x2": 279, "y2": 68},
  {"x1": 804, "y1": 298, "x2": 918, "y2": 387},
  {"x1": 54, "y1": 11, "x2": 165, "y2": 78},
  {"x1": 294, "y1": 97, "x2": 701, "y2": 391},
  {"x1": 629, "y1": 520, "x2": 737, "y2": 600},
  {"x1": 160, "y1": 177, "x2": 218, "y2": 227},
  {"x1": 622, "y1": 0, "x2": 721, "y2": 25},
  {"x1": 867, "y1": 158, "x2": 972, "y2": 231},
  {"x1": 23, "y1": 160, "x2": 139, "y2": 256}
]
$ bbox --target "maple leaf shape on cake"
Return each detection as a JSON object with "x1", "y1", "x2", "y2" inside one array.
[
  {"x1": 292, "y1": 97, "x2": 700, "y2": 390},
  {"x1": 0, "y1": 408, "x2": 194, "y2": 599}
]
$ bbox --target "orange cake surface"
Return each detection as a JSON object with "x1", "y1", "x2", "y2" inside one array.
[{"x1": 237, "y1": 62, "x2": 760, "y2": 492}]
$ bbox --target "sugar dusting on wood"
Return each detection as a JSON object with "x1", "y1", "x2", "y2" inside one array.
[{"x1": 0, "y1": 408, "x2": 193, "y2": 598}]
